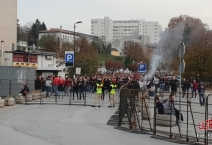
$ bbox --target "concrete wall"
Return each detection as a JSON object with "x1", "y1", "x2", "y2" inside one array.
[{"x1": 0, "y1": 0, "x2": 17, "y2": 66}]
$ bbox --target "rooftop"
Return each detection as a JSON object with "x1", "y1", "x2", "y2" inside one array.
[
  {"x1": 5, "y1": 50, "x2": 56, "y2": 56},
  {"x1": 40, "y1": 28, "x2": 99, "y2": 39}
]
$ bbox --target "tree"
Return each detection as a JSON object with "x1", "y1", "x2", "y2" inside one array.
[
  {"x1": 124, "y1": 41, "x2": 144, "y2": 63},
  {"x1": 105, "y1": 60, "x2": 123, "y2": 71},
  {"x1": 17, "y1": 22, "x2": 32, "y2": 42},
  {"x1": 91, "y1": 41, "x2": 101, "y2": 53},
  {"x1": 41, "y1": 22, "x2": 47, "y2": 30},
  {"x1": 127, "y1": 63, "x2": 138, "y2": 72},
  {"x1": 67, "y1": 37, "x2": 99, "y2": 76},
  {"x1": 160, "y1": 15, "x2": 212, "y2": 78},
  {"x1": 28, "y1": 19, "x2": 47, "y2": 46},
  {"x1": 37, "y1": 34, "x2": 58, "y2": 52},
  {"x1": 184, "y1": 29, "x2": 212, "y2": 78}
]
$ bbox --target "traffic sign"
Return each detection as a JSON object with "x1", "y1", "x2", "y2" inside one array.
[
  {"x1": 179, "y1": 43, "x2": 185, "y2": 58},
  {"x1": 76, "y1": 67, "x2": 81, "y2": 75},
  {"x1": 65, "y1": 51, "x2": 74, "y2": 67},
  {"x1": 138, "y1": 63, "x2": 146, "y2": 73}
]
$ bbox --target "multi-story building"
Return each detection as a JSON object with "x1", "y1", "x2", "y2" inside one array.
[
  {"x1": 0, "y1": 0, "x2": 17, "y2": 66},
  {"x1": 91, "y1": 17, "x2": 113, "y2": 42},
  {"x1": 39, "y1": 28, "x2": 99, "y2": 44},
  {"x1": 91, "y1": 17, "x2": 162, "y2": 44}
]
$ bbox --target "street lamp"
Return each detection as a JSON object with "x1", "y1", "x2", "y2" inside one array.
[
  {"x1": 74, "y1": 21, "x2": 82, "y2": 67},
  {"x1": 60, "y1": 26, "x2": 62, "y2": 47},
  {"x1": 74, "y1": 21, "x2": 82, "y2": 52}
]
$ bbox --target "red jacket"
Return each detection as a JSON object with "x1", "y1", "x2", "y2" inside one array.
[
  {"x1": 53, "y1": 77, "x2": 59, "y2": 86},
  {"x1": 65, "y1": 78, "x2": 71, "y2": 87},
  {"x1": 59, "y1": 78, "x2": 65, "y2": 85},
  {"x1": 193, "y1": 82, "x2": 198, "y2": 90}
]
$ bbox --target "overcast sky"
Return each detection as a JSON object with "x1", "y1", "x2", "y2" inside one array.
[{"x1": 18, "y1": 0, "x2": 212, "y2": 34}]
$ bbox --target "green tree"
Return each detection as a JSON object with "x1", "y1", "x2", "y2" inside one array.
[
  {"x1": 41, "y1": 22, "x2": 47, "y2": 30},
  {"x1": 91, "y1": 41, "x2": 101, "y2": 53},
  {"x1": 37, "y1": 34, "x2": 58, "y2": 52},
  {"x1": 28, "y1": 19, "x2": 47, "y2": 46}
]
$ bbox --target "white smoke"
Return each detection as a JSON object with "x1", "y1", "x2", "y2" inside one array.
[
  {"x1": 145, "y1": 22, "x2": 185, "y2": 79},
  {"x1": 146, "y1": 50, "x2": 162, "y2": 78}
]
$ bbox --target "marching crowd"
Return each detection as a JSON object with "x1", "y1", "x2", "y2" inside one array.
[{"x1": 33, "y1": 72, "x2": 206, "y2": 107}]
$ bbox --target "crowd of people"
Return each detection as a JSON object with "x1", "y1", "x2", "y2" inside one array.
[{"x1": 33, "y1": 72, "x2": 206, "y2": 107}]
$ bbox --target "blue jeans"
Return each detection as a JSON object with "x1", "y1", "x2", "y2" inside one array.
[
  {"x1": 65, "y1": 87, "x2": 71, "y2": 96},
  {"x1": 78, "y1": 87, "x2": 84, "y2": 99},
  {"x1": 170, "y1": 111, "x2": 180, "y2": 125},
  {"x1": 159, "y1": 83, "x2": 164, "y2": 91},
  {"x1": 53, "y1": 86, "x2": 58, "y2": 96},
  {"x1": 199, "y1": 89, "x2": 205, "y2": 105},
  {"x1": 90, "y1": 86, "x2": 94, "y2": 93},
  {"x1": 58, "y1": 91, "x2": 64, "y2": 98},
  {"x1": 192, "y1": 89, "x2": 197, "y2": 98},
  {"x1": 46, "y1": 86, "x2": 51, "y2": 97}
]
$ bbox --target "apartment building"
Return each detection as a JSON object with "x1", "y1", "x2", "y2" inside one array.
[
  {"x1": 0, "y1": 0, "x2": 17, "y2": 66},
  {"x1": 91, "y1": 17, "x2": 162, "y2": 44},
  {"x1": 91, "y1": 17, "x2": 113, "y2": 42}
]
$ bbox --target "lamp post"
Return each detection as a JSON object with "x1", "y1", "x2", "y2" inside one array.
[
  {"x1": 74, "y1": 21, "x2": 82, "y2": 52},
  {"x1": 73, "y1": 21, "x2": 82, "y2": 71},
  {"x1": 59, "y1": 25, "x2": 62, "y2": 56}
]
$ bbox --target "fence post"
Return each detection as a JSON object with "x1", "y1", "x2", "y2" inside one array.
[
  {"x1": 153, "y1": 93, "x2": 156, "y2": 135},
  {"x1": 84, "y1": 91, "x2": 86, "y2": 106},
  {"x1": 186, "y1": 93, "x2": 189, "y2": 142},
  {"x1": 69, "y1": 93, "x2": 71, "y2": 105},
  {"x1": 9, "y1": 80, "x2": 12, "y2": 96},
  {"x1": 205, "y1": 95, "x2": 209, "y2": 145}
]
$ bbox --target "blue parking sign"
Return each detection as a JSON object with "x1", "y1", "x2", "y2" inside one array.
[
  {"x1": 65, "y1": 51, "x2": 74, "y2": 67},
  {"x1": 138, "y1": 63, "x2": 146, "y2": 73}
]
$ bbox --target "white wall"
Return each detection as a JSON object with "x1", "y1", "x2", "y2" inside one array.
[
  {"x1": 143, "y1": 21, "x2": 162, "y2": 44},
  {"x1": 37, "y1": 55, "x2": 55, "y2": 69}
]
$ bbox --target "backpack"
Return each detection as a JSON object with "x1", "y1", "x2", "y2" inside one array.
[{"x1": 163, "y1": 98, "x2": 168, "y2": 103}]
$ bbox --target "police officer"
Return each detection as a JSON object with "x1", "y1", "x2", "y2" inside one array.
[
  {"x1": 108, "y1": 80, "x2": 117, "y2": 107},
  {"x1": 91, "y1": 79, "x2": 103, "y2": 107}
]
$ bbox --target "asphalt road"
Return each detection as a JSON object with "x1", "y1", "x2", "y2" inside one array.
[{"x1": 0, "y1": 93, "x2": 178, "y2": 145}]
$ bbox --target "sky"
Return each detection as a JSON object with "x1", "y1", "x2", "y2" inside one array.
[{"x1": 18, "y1": 0, "x2": 212, "y2": 34}]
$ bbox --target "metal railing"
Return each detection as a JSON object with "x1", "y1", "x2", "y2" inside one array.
[{"x1": 118, "y1": 85, "x2": 211, "y2": 145}]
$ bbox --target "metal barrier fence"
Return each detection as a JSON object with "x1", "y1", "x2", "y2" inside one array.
[
  {"x1": 205, "y1": 94, "x2": 212, "y2": 145},
  {"x1": 0, "y1": 79, "x2": 10, "y2": 97},
  {"x1": 0, "y1": 79, "x2": 118, "y2": 106},
  {"x1": 119, "y1": 86, "x2": 211, "y2": 145}
]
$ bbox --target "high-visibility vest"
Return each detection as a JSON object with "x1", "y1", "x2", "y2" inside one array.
[
  {"x1": 110, "y1": 84, "x2": 117, "y2": 94},
  {"x1": 96, "y1": 83, "x2": 103, "y2": 94}
]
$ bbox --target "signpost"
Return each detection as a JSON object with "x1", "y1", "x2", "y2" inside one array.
[
  {"x1": 138, "y1": 63, "x2": 146, "y2": 73},
  {"x1": 179, "y1": 42, "x2": 185, "y2": 133},
  {"x1": 76, "y1": 67, "x2": 81, "y2": 75},
  {"x1": 65, "y1": 51, "x2": 74, "y2": 67}
]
